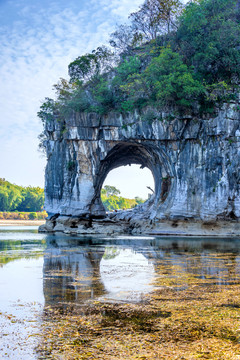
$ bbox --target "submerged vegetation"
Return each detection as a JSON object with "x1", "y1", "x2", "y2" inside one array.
[
  {"x1": 38, "y1": 0, "x2": 240, "y2": 137},
  {"x1": 37, "y1": 248, "x2": 240, "y2": 359}
]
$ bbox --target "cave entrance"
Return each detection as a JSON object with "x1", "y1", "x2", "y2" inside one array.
[
  {"x1": 101, "y1": 165, "x2": 154, "y2": 211},
  {"x1": 91, "y1": 142, "x2": 173, "y2": 217}
]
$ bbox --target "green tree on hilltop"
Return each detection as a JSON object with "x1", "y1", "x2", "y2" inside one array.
[
  {"x1": 38, "y1": 0, "x2": 240, "y2": 130},
  {"x1": 177, "y1": 0, "x2": 240, "y2": 84}
]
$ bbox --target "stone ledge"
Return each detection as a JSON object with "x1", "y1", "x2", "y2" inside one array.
[{"x1": 39, "y1": 218, "x2": 240, "y2": 237}]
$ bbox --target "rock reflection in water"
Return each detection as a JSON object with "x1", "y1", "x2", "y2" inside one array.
[
  {"x1": 1, "y1": 228, "x2": 240, "y2": 360},
  {"x1": 43, "y1": 236, "x2": 155, "y2": 306},
  {"x1": 43, "y1": 235, "x2": 240, "y2": 309},
  {"x1": 43, "y1": 237, "x2": 106, "y2": 306},
  {"x1": 39, "y1": 236, "x2": 240, "y2": 360}
]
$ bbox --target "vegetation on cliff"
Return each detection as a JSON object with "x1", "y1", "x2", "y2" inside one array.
[{"x1": 38, "y1": 0, "x2": 240, "y2": 132}]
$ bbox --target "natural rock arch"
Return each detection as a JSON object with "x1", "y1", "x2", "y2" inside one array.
[
  {"x1": 90, "y1": 141, "x2": 174, "y2": 217},
  {"x1": 40, "y1": 106, "x2": 240, "y2": 235}
]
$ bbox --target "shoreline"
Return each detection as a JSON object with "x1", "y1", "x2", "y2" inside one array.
[
  {"x1": 39, "y1": 217, "x2": 240, "y2": 237},
  {"x1": 0, "y1": 219, "x2": 46, "y2": 226}
]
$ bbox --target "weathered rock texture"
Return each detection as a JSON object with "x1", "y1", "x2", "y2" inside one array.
[{"x1": 40, "y1": 103, "x2": 240, "y2": 235}]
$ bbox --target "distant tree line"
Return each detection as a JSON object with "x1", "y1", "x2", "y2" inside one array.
[
  {"x1": 0, "y1": 178, "x2": 44, "y2": 212},
  {"x1": 101, "y1": 185, "x2": 145, "y2": 211}
]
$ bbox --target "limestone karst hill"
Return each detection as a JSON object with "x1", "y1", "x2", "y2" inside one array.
[{"x1": 38, "y1": 0, "x2": 240, "y2": 235}]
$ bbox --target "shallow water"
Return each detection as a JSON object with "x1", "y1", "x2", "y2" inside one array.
[{"x1": 0, "y1": 227, "x2": 240, "y2": 359}]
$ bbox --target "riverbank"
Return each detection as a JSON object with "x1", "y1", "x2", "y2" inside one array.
[
  {"x1": 0, "y1": 219, "x2": 45, "y2": 226},
  {"x1": 39, "y1": 215, "x2": 240, "y2": 237}
]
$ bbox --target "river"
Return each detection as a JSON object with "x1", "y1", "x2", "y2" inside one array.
[{"x1": 0, "y1": 226, "x2": 240, "y2": 359}]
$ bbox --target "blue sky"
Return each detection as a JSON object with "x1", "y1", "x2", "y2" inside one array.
[{"x1": 0, "y1": 0, "x2": 155, "y2": 198}]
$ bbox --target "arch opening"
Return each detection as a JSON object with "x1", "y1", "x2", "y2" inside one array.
[
  {"x1": 101, "y1": 165, "x2": 154, "y2": 211},
  {"x1": 91, "y1": 142, "x2": 173, "y2": 217},
  {"x1": 103, "y1": 165, "x2": 154, "y2": 199}
]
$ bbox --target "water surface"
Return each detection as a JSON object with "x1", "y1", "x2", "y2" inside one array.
[{"x1": 0, "y1": 227, "x2": 240, "y2": 359}]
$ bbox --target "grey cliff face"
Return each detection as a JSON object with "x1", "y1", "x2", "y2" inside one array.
[{"x1": 43, "y1": 103, "x2": 240, "y2": 223}]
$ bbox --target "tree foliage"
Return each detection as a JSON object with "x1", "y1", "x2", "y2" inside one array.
[
  {"x1": 109, "y1": 24, "x2": 137, "y2": 53},
  {"x1": 37, "y1": 97, "x2": 56, "y2": 124},
  {"x1": 176, "y1": 0, "x2": 240, "y2": 84},
  {"x1": 145, "y1": 48, "x2": 204, "y2": 109},
  {"x1": 102, "y1": 185, "x2": 121, "y2": 197},
  {"x1": 129, "y1": 0, "x2": 183, "y2": 41},
  {"x1": 0, "y1": 181, "x2": 23, "y2": 212},
  {"x1": 101, "y1": 185, "x2": 145, "y2": 211},
  {"x1": 109, "y1": 0, "x2": 183, "y2": 52},
  {"x1": 68, "y1": 46, "x2": 116, "y2": 83},
  {"x1": 0, "y1": 178, "x2": 44, "y2": 212},
  {"x1": 38, "y1": 0, "x2": 240, "y2": 140},
  {"x1": 118, "y1": 48, "x2": 204, "y2": 112}
]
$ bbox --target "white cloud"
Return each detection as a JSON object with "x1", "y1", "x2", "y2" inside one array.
[{"x1": 90, "y1": 0, "x2": 142, "y2": 18}]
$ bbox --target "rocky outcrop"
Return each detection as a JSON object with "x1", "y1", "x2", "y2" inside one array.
[{"x1": 39, "y1": 102, "x2": 240, "y2": 235}]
